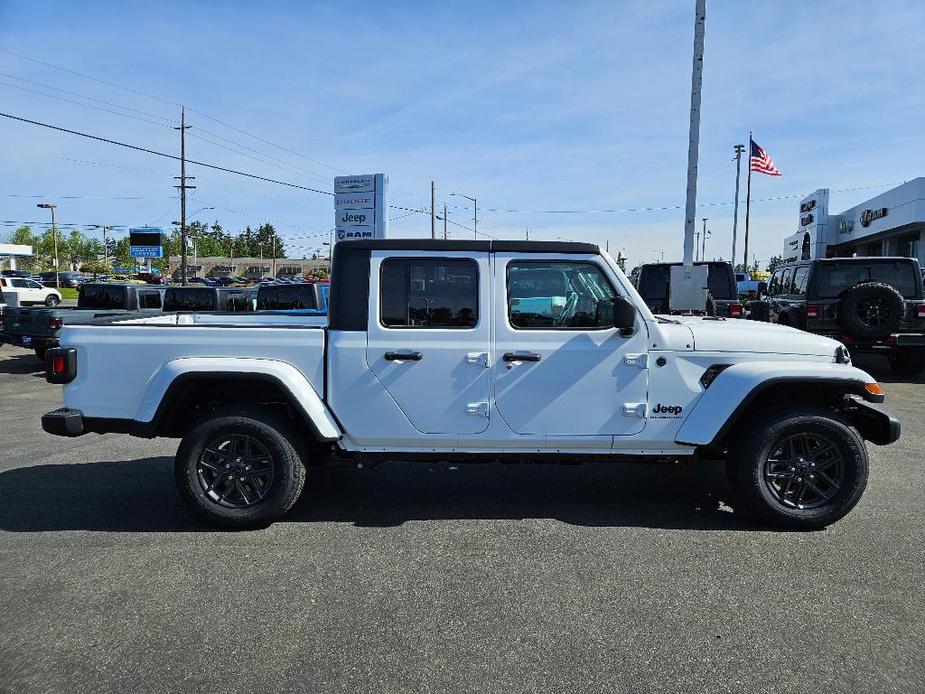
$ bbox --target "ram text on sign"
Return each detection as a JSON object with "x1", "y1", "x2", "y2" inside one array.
[{"x1": 337, "y1": 227, "x2": 376, "y2": 241}]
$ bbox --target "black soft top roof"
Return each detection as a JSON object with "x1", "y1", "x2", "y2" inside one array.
[{"x1": 335, "y1": 239, "x2": 599, "y2": 254}]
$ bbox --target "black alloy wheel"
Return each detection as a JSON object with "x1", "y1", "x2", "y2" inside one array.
[
  {"x1": 855, "y1": 296, "x2": 893, "y2": 330},
  {"x1": 175, "y1": 407, "x2": 307, "y2": 528},
  {"x1": 726, "y1": 406, "x2": 868, "y2": 529},
  {"x1": 196, "y1": 434, "x2": 275, "y2": 509},
  {"x1": 763, "y1": 432, "x2": 844, "y2": 510}
]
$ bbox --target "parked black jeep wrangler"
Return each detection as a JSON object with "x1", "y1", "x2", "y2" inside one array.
[
  {"x1": 749, "y1": 256, "x2": 925, "y2": 375},
  {"x1": 635, "y1": 261, "x2": 743, "y2": 318}
]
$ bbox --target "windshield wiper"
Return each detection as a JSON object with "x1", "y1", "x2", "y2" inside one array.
[{"x1": 654, "y1": 315, "x2": 681, "y2": 324}]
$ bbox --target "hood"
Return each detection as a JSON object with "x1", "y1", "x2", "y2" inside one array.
[{"x1": 671, "y1": 316, "x2": 841, "y2": 357}]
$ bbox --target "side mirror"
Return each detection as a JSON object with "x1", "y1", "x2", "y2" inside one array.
[{"x1": 608, "y1": 296, "x2": 637, "y2": 335}]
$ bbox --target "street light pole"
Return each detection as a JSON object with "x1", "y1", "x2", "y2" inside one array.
[
  {"x1": 701, "y1": 218, "x2": 708, "y2": 262},
  {"x1": 37, "y1": 203, "x2": 58, "y2": 287}
]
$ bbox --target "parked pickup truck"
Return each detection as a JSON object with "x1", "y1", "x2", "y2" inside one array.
[
  {"x1": 41, "y1": 240, "x2": 899, "y2": 530},
  {"x1": 636, "y1": 261, "x2": 743, "y2": 318},
  {"x1": 1, "y1": 282, "x2": 166, "y2": 360}
]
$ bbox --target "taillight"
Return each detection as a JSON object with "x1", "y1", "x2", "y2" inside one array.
[
  {"x1": 729, "y1": 303, "x2": 742, "y2": 318},
  {"x1": 49, "y1": 317, "x2": 63, "y2": 329},
  {"x1": 806, "y1": 304, "x2": 820, "y2": 319},
  {"x1": 916, "y1": 304, "x2": 925, "y2": 319},
  {"x1": 44, "y1": 347, "x2": 77, "y2": 384}
]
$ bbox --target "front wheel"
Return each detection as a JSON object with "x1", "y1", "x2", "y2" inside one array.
[
  {"x1": 45, "y1": 294, "x2": 60, "y2": 307},
  {"x1": 726, "y1": 407, "x2": 868, "y2": 529},
  {"x1": 175, "y1": 407, "x2": 307, "y2": 529}
]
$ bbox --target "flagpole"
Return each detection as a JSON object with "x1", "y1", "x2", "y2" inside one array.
[
  {"x1": 743, "y1": 131, "x2": 753, "y2": 269},
  {"x1": 731, "y1": 143, "x2": 745, "y2": 264}
]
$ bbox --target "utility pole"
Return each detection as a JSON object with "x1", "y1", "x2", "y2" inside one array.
[
  {"x1": 174, "y1": 106, "x2": 195, "y2": 286},
  {"x1": 731, "y1": 143, "x2": 745, "y2": 265},
  {"x1": 272, "y1": 236, "x2": 277, "y2": 278},
  {"x1": 430, "y1": 181, "x2": 436, "y2": 239},
  {"x1": 526, "y1": 227, "x2": 530, "y2": 241},
  {"x1": 443, "y1": 203, "x2": 448, "y2": 239},
  {"x1": 695, "y1": 229, "x2": 701, "y2": 261}
]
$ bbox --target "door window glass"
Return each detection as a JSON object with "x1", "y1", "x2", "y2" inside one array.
[
  {"x1": 779, "y1": 268, "x2": 793, "y2": 295},
  {"x1": 508, "y1": 261, "x2": 617, "y2": 329},
  {"x1": 10, "y1": 279, "x2": 28, "y2": 288},
  {"x1": 380, "y1": 258, "x2": 478, "y2": 328},
  {"x1": 791, "y1": 267, "x2": 809, "y2": 297},
  {"x1": 768, "y1": 272, "x2": 780, "y2": 295}
]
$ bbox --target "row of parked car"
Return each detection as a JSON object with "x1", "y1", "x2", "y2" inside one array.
[
  {"x1": 633, "y1": 256, "x2": 925, "y2": 376},
  {"x1": 0, "y1": 281, "x2": 329, "y2": 360}
]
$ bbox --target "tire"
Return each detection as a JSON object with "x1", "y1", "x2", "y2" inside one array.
[
  {"x1": 174, "y1": 407, "x2": 307, "y2": 529},
  {"x1": 748, "y1": 301, "x2": 770, "y2": 322},
  {"x1": 837, "y1": 282, "x2": 904, "y2": 341},
  {"x1": 888, "y1": 347, "x2": 925, "y2": 377},
  {"x1": 726, "y1": 407, "x2": 868, "y2": 530},
  {"x1": 45, "y1": 295, "x2": 60, "y2": 307},
  {"x1": 34, "y1": 345, "x2": 48, "y2": 362}
]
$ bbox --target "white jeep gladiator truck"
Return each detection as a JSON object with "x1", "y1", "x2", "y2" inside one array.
[{"x1": 41, "y1": 240, "x2": 899, "y2": 529}]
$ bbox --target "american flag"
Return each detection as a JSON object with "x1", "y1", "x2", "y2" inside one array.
[{"x1": 750, "y1": 138, "x2": 781, "y2": 176}]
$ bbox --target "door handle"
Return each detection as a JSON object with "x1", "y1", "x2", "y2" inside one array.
[
  {"x1": 384, "y1": 351, "x2": 423, "y2": 361},
  {"x1": 502, "y1": 352, "x2": 541, "y2": 362}
]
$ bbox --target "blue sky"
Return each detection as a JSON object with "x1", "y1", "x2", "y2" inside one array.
[{"x1": 2, "y1": 0, "x2": 924, "y2": 266}]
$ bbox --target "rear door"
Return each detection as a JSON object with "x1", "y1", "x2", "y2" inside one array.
[
  {"x1": 493, "y1": 253, "x2": 649, "y2": 440},
  {"x1": 365, "y1": 251, "x2": 491, "y2": 435}
]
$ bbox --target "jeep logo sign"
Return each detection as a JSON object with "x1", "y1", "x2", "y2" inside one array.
[{"x1": 859, "y1": 207, "x2": 887, "y2": 227}]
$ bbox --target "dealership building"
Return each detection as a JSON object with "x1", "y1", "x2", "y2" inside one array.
[{"x1": 783, "y1": 177, "x2": 925, "y2": 265}]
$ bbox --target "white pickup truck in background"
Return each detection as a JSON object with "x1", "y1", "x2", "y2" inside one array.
[{"x1": 41, "y1": 239, "x2": 899, "y2": 530}]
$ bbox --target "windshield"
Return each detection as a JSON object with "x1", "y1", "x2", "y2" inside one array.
[{"x1": 815, "y1": 261, "x2": 922, "y2": 299}]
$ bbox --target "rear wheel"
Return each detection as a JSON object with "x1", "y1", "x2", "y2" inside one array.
[
  {"x1": 174, "y1": 407, "x2": 307, "y2": 528},
  {"x1": 726, "y1": 407, "x2": 868, "y2": 529},
  {"x1": 34, "y1": 345, "x2": 48, "y2": 362},
  {"x1": 888, "y1": 347, "x2": 925, "y2": 377}
]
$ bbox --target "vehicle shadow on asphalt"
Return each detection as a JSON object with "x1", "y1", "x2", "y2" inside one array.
[
  {"x1": 0, "y1": 456, "x2": 765, "y2": 532},
  {"x1": 0, "y1": 351, "x2": 44, "y2": 376},
  {"x1": 851, "y1": 352, "x2": 925, "y2": 385}
]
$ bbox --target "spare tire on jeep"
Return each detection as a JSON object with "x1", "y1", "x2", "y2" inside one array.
[{"x1": 836, "y1": 282, "x2": 904, "y2": 341}]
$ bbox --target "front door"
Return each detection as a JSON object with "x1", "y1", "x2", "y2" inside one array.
[
  {"x1": 493, "y1": 253, "x2": 649, "y2": 440},
  {"x1": 366, "y1": 251, "x2": 491, "y2": 435}
]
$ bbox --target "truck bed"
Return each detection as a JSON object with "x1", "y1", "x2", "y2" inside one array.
[{"x1": 59, "y1": 313, "x2": 327, "y2": 421}]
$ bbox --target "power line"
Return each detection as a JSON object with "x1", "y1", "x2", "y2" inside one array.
[
  {"x1": 0, "y1": 47, "x2": 343, "y2": 174},
  {"x1": 0, "y1": 111, "x2": 335, "y2": 196}
]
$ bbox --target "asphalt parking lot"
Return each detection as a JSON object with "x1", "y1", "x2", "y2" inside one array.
[{"x1": 0, "y1": 345, "x2": 922, "y2": 694}]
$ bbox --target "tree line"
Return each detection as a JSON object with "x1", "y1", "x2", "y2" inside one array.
[{"x1": 3, "y1": 221, "x2": 290, "y2": 274}]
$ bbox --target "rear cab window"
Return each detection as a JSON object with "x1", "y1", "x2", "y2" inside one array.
[
  {"x1": 379, "y1": 258, "x2": 478, "y2": 328},
  {"x1": 78, "y1": 285, "x2": 128, "y2": 309},
  {"x1": 814, "y1": 260, "x2": 923, "y2": 299},
  {"x1": 507, "y1": 260, "x2": 617, "y2": 329},
  {"x1": 164, "y1": 288, "x2": 217, "y2": 311}
]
